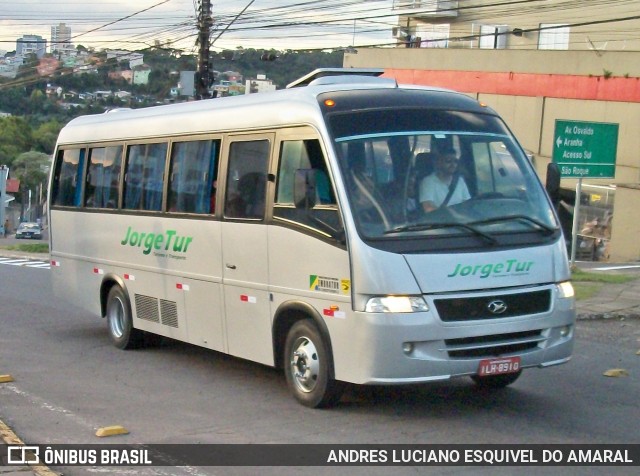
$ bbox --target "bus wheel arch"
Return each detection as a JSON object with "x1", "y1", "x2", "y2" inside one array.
[
  {"x1": 272, "y1": 301, "x2": 333, "y2": 371},
  {"x1": 102, "y1": 276, "x2": 143, "y2": 349},
  {"x1": 273, "y1": 301, "x2": 344, "y2": 408},
  {"x1": 100, "y1": 274, "x2": 128, "y2": 318}
]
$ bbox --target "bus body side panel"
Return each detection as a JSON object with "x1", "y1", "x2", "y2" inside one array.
[
  {"x1": 50, "y1": 210, "x2": 104, "y2": 317},
  {"x1": 222, "y1": 222, "x2": 273, "y2": 366},
  {"x1": 50, "y1": 211, "x2": 226, "y2": 351},
  {"x1": 267, "y1": 224, "x2": 351, "y2": 307}
]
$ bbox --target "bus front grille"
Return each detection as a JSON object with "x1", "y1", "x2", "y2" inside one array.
[
  {"x1": 434, "y1": 289, "x2": 551, "y2": 322},
  {"x1": 445, "y1": 330, "x2": 545, "y2": 358}
]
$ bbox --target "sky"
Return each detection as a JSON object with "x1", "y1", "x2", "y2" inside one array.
[{"x1": 0, "y1": 0, "x2": 399, "y2": 54}]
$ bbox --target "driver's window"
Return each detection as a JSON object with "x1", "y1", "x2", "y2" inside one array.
[
  {"x1": 274, "y1": 139, "x2": 340, "y2": 236},
  {"x1": 472, "y1": 141, "x2": 527, "y2": 197}
]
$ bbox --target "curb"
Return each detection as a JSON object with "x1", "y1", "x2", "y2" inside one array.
[{"x1": 0, "y1": 419, "x2": 59, "y2": 476}]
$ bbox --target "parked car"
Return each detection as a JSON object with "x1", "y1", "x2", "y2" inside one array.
[{"x1": 15, "y1": 222, "x2": 43, "y2": 240}]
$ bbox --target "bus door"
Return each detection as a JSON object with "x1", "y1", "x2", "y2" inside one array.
[{"x1": 221, "y1": 134, "x2": 274, "y2": 365}]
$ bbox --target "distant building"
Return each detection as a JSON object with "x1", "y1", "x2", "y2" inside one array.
[
  {"x1": 51, "y1": 23, "x2": 74, "y2": 57},
  {"x1": 245, "y1": 74, "x2": 276, "y2": 94},
  {"x1": 132, "y1": 65, "x2": 151, "y2": 85},
  {"x1": 178, "y1": 71, "x2": 195, "y2": 97},
  {"x1": 222, "y1": 70, "x2": 243, "y2": 82},
  {"x1": 0, "y1": 57, "x2": 21, "y2": 79},
  {"x1": 16, "y1": 35, "x2": 47, "y2": 59},
  {"x1": 94, "y1": 90, "x2": 113, "y2": 100},
  {"x1": 106, "y1": 50, "x2": 144, "y2": 68},
  {"x1": 109, "y1": 70, "x2": 133, "y2": 83}
]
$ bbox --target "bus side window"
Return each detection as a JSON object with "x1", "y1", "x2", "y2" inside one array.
[
  {"x1": 123, "y1": 143, "x2": 167, "y2": 211},
  {"x1": 85, "y1": 146, "x2": 122, "y2": 209},
  {"x1": 275, "y1": 139, "x2": 334, "y2": 206},
  {"x1": 224, "y1": 140, "x2": 270, "y2": 219},
  {"x1": 274, "y1": 139, "x2": 341, "y2": 238},
  {"x1": 168, "y1": 139, "x2": 219, "y2": 214},
  {"x1": 52, "y1": 148, "x2": 85, "y2": 207}
]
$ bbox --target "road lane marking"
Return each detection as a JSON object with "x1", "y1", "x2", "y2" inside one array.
[
  {"x1": 591, "y1": 264, "x2": 640, "y2": 271},
  {"x1": 0, "y1": 257, "x2": 50, "y2": 269}
]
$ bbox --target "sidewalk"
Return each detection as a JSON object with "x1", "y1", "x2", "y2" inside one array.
[{"x1": 574, "y1": 268, "x2": 640, "y2": 320}]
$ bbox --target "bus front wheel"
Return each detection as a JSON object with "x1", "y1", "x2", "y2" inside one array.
[
  {"x1": 284, "y1": 319, "x2": 343, "y2": 408},
  {"x1": 106, "y1": 285, "x2": 143, "y2": 350}
]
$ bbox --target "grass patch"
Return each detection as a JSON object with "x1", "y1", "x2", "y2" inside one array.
[
  {"x1": 1, "y1": 243, "x2": 49, "y2": 254},
  {"x1": 574, "y1": 282, "x2": 602, "y2": 301},
  {"x1": 571, "y1": 267, "x2": 637, "y2": 301},
  {"x1": 571, "y1": 268, "x2": 636, "y2": 284}
]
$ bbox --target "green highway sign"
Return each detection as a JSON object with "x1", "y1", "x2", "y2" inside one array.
[{"x1": 552, "y1": 120, "x2": 618, "y2": 178}]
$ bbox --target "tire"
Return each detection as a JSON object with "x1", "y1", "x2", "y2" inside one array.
[
  {"x1": 284, "y1": 319, "x2": 344, "y2": 408},
  {"x1": 106, "y1": 285, "x2": 143, "y2": 349},
  {"x1": 471, "y1": 370, "x2": 522, "y2": 389}
]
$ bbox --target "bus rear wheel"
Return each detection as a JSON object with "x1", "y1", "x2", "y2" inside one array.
[
  {"x1": 106, "y1": 285, "x2": 143, "y2": 349},
  {"x1": 284, "y1": 319, "x2": 343, "y2": 408}
]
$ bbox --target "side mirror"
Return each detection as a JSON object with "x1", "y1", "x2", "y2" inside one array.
[
  {"x1": 294, "y1": 169, "x2": 317, "y2": 209},
  {"x1": 545, "y1": 162, "x2": 561, "y2": 205}
]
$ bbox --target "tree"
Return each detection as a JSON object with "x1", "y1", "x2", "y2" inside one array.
[
  {"x1": 33, "y1": 120, "x2": 62, "y2": 154},
  {"x1": 12, "y1": 151, "x2": 51, "y2": 210},
  {"x1": 13, "y1": 151, "x2": 50, "y2": 186},
  {"x1": 0, "y1": 116, "x2": 33, "y2": 167}
]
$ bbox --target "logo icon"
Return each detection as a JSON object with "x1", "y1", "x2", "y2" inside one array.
[
  {"x1": 487, "y1": 299, "x2": 508, "y2": 315},
  {"x1": 7, "y1": 446, "x2": 39, "y2": 465}
]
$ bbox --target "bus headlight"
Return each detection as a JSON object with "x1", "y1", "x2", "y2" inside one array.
[
  {"x1": 557, "y1": 281, "x2": 575, "y2": 299},
  {"x1": 365, "y1": 296, "x2": 429, "y2": 313}
]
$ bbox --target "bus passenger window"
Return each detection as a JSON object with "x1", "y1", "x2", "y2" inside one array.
[
  {"x1": 52, "y1": 148, "x2": 85, "y2": 207},
  {"x1": 85, "y1": 146, "x2": 122, "y2": 209},
  {"x1": 168, "y1": 140, "x2": 219, "y2": 214},
  {"x1": 123, "y1": 143, "x2": 168, "y2": 211},
  {"x1": 224, "y1": 140, "x2": 270, "y2": 219}
]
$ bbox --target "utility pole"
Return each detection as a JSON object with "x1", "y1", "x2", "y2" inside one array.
[{"x1": 196, "y1": 0, "x2": 213, "y2": 99}]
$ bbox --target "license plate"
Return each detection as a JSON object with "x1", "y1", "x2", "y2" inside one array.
[{"x1": 478, "y1": 356, "x2": 521, "y2": 376}]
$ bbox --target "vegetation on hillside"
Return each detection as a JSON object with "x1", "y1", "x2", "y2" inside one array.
[{"x1": 0, "y1": 46, "x2": 344, "y2": 206}]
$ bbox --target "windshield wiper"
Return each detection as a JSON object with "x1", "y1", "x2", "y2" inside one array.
[
  {"x1": 385, "y1": 222, "x2": 498, "y2": 245},
  {"x1": 468, "y1": 215, "x2": 557, "y2": 234}
]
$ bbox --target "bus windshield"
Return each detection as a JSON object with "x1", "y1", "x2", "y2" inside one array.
[{"x1": 328, "y1": 108, "x2": 558, "y2": 247}]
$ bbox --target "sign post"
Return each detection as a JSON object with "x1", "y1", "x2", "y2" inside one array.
[
  {"x1": 552, "y1": 120, "x2": 619, "y2": 265},
  {"x1": 0, "y1": 165, "x2": 8, "y2": 237}
]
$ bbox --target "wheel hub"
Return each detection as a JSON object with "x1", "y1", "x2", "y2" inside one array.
[{"x1": 290, "y1": 337, "x2": 319, "y2": 393}]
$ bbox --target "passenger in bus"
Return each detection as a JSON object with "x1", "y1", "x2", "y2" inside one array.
[{"x1": 419, "y1": 148, "x2": 470, "y2": 213}]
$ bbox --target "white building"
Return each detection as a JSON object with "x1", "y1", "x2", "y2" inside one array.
[
  {"x1": 51, "y1": 23, "x2": 75, "y2": 57},
  {"x1": 245, "y1": 74, "x2": 276, "y2": 94},
  {"x1": 106, "y1": 50, "x2": 144, "y2": 68}
]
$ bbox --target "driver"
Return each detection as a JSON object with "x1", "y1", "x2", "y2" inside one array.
[{"x1": 419, "y1": 149, "x2": 470, "y2": 213}]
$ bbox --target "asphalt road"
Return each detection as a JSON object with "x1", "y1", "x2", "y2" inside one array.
[{"x1": 0, "y1": 265, "x2": 638, "y2": 476}]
